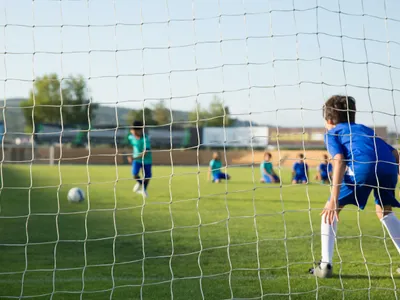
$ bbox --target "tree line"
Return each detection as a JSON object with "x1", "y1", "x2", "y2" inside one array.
[{"x1": 20, "y1": 73, "x2": 236, "y2": 131}]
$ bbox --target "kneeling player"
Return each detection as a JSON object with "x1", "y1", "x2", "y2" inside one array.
[
  {"x1": 260, "y1": 152, "x2": 280, "y2": 183},
  {"x1": 315, "y1": 154, "x2": 333, "y2": 184},
  {"x1": 292, "y1": 153, "x2": 309, "y2": 184},
  {"x1": 208, "y1": 152, "x2": 230, "y2": 183},
  {"x1": 310, "y1": 95, "x2": 400, "y2": 278}
]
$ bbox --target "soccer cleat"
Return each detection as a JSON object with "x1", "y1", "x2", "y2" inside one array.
[
  {"x1": 133, "y1": 182, "x2": 141, "y2": 193},
  {"x1": 396, "y1": 266, "x2": 400, "y2": 274},
  {"x1": 309, "y1": 262, "x2": 333, "y2": 278},
  {"x1": 137, "y1": 189, "x2": 148, "y2": 198}
]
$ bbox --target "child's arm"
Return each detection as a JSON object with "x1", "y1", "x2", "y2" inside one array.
[
  {"x1": 392, "y1": 149, "x2": 399, "y2": 174},
  {"x1": 321, "y1": 154, "x2": 347, "y2": 224},
  {"x1": 208, "y1": 166, "x2": 211, "y2": 181}
]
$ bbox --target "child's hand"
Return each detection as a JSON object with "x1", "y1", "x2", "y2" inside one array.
[
  {"x1": 321, "y1": 199, "x2": 339, "y2": 225},
  {"x1": 127, "y1": 156, "x2": 132, "y2": 164}
]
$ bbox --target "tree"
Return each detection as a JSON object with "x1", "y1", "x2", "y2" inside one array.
[
  {"x1": 188, "y1": 103, "x2": 209, "y2": 127},
  {"x1": 126, "y1": 107, "x2": 157, "y2": 126},
  {"x1": 188, "y1": 96, "x2": 235, "y2": 127},
  {"x1": 20, "y1": 74, "x2": 98, "y2": 133},
  {"x1": 62, "y1": 75, "x2": 98, "y2": 126},
  {"x1": 152, "y1": 100, "x2": 170, "y2": 125}
]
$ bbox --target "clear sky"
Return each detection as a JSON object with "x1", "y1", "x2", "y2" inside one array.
[{"x1": 0, "y1": 0, "x2": 400, "y2": 131}]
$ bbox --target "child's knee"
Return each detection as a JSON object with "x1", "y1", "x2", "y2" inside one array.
[{"x1": 376, "y1": 205, "x2": 393, "y2": 219}]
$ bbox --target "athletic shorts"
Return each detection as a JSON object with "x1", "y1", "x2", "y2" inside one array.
[
  {"x1": 212, "y1": 172, "x2": 230, "y2": 182},
  {"x1": 263, "y1": 174, "x2": 280, "y2": 183},
  {"x1": 132, "y1": 161, "x2": 152, "y2": 179},
  {"x1": 293, "y1": 175, "x2": 307, "y2": 183},
  {"x1": 320, "y1": 172, "x2": 329, "y2": 181},
  {"x1": 332, "y1": 174, "x2": 400, "y2": 210}
]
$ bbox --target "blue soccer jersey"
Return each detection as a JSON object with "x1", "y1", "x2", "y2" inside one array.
[
  {"x1": 325, "y1": 123, "x2": 399, "y2": 209},
  {"x1": 319, "y1": 162, "x2": 332, "y2": 177},
  {"x1": 293, "y1": 162, "x2": 308, "y2": 176},
  {"x1": 325, "y1": 123, "x2": 397, "y2": 180}
]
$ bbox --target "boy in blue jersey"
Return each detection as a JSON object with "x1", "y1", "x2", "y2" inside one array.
[
  {"x1": 315, "y1": 154, "x2": 333, "y2": 184},
  {"x1": 260, "y1": 152, "x2": 280, "y2": 183},
  {"x1": 127, "y1": 120, "x2": 152, "y2": 198},
  {"x1": 208, "y1": 152, "x2": 230, "y2": 183},
  {"x1": 292, "y1": 153, "x2": 309, "y2": 184},
  {"x1": 310, "y1": 95, "x2": 400, "y2": 278}
]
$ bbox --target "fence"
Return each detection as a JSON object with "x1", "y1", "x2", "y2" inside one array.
[{"x1": 0, "y1": 146, "x2": 330, "y2": 168}]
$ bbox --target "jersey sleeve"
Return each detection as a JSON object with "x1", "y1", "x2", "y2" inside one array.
[
  {"x1": 127, "y1": 134, "x2": 136, "y2": 146},
  {"x1": 209, "y1": 160, "x2": 214, "y2": 168},
  {"x1": 325, "y1": 132, "x2": 344, "y2": 158}
]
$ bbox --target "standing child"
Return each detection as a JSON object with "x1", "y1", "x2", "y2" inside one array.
[
  {"x1": 315, "y1": 154, "x2": 333, "y2": 184},
  {"x1": 260, "y1": 152, "x2": 280, "y2": 183},
  {"x1": 292, "y1": 153, "x2": 309, "y2": 184},
  {"x1": 127, "y1": 120, "x2": 152, "y2": 198},
  {"x1": 310, "y1": 95, "x2": 400, "y2": 278},
  {"x1": 208, "y1": 152, "x2": 230, "y2": 183}
]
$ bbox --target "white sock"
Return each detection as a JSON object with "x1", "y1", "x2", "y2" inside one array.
[
  {"x1": 321, "y1": 216, "x2": 337, "y2": 268},
  {"x1": 381, "y1": 213, "x2": 400, "y2": 254}
]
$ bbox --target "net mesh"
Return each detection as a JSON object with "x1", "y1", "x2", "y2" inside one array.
[{"x1": 0, "y1": 0, "x2": 400, "y2": 299}]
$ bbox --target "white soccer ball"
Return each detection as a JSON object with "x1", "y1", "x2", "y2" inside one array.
[{"x1": 67, "y1": 187, "x2": 85, "y2": 203}]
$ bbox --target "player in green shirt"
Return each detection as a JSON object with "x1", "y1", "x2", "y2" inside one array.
[
  {"x1": 127, "y1": 120, "x2": 152, "y2": 198},
  {"x1": 260, "y1": 152, "x2": 280, "y2": 183},
  {"x1": 208, "y1": 152, "x2": 231, "y2": 183}
]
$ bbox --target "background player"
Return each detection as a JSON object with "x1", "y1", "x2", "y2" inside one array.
[
  {"x1": 208, "y1": 151, "x2": 231, "y2": 183},
  {"x1": 260, "y1": 152, "x2": 280, "y2": 183},
  {"x1": 292, "y1": 153, "x2": 309, "y2": 184},
  {"x1": 315, "y1": 154, "x2": 333, "y2": 184},
  {"x1": 310, "y1": 95, "x2": 400, "y2": 278},
  {"x1": 127, "y1": 120, "x2": 152, "y2": 198}
]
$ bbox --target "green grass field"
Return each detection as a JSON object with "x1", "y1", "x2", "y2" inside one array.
[{"x1": 1, "y1": 164, "x2": 399, "y2": 300}]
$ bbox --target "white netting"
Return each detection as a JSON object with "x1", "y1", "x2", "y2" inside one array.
[{"x1": 0, "y1": 0, "x2": 400, "y2": 299}]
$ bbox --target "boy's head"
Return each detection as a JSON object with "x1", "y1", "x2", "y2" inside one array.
[
  {"x1": 323, "y1": 95, "x2": 356, "y2": 129},
  {"x1": 298, "y1": 153, "x2": 304, "y2": 160},
  {"x1": 130, "y1": 120, "x2": 144, "y2": 138},
  {"x1": 323, "y1": 154, "x2": 329, "y2": 163},
  {"x1": 264, "y1": 152, "x2": 272, "y2": 161},
  {"x1": 212, "y1": 151, "x2": 220, "y2": 160}
]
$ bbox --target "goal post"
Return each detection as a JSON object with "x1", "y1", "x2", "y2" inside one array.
[{"x1": 0, "y1": 1, "x2": 399, "y2": 299}]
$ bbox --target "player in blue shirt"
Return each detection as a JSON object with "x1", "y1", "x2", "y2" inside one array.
[
  {"x1": 127, "y1": 120, "x2": 152, "y2": 198},
  {"x1": 260, "y1": 152, "x2": 280, "y2": 183},
  {"x1": 315, "y1": 154, "x2": 333, "y2": 184},
  {"x1": 292, "y1": 153, "x2": 309, "y2": 184},
  {"x1": 208, "y1": 152, "x2": 230, "y2": 183},
  {"x1": 310, "y1": 95, "x2": 400, "y2": 278}
]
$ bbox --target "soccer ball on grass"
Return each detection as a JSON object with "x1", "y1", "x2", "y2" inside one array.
[{"x1": 67, "y1": 187, "x2": 85, "y2": 203}]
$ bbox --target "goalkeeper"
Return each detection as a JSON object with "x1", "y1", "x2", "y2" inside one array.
[
  {"x1": 127, "y1": 120, "x2": 152, "y2": 198},
  {"x1": 310, "y1": 95, "x2": 400, "y2": 278}
]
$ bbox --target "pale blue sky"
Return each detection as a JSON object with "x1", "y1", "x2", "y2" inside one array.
[{"x1": 0, "y1": 0, "x2": 400, "y2": 130}]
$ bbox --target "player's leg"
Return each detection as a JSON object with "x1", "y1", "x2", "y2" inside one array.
[
  {"x1": 374, "y1": 183, "x2": 400, "y2": 258},
  {"x1": 312, "y1": 182, "x2": 371, "y2": 278},
  {"x1": 140, "y1": 164, "x2": 152, "y2": 197},
  {"x1": 262, "y1": 174, "x2": 272, "y2": 184},
  {"x1": 273, "y1": 174, "x2": 280, "y2": 183},
  {"x1": 292, "y1": 175, "x2": 299, "y2": 184},
  {"x1": 132, "y1": 161, "x2": 143, "y2": 192}
]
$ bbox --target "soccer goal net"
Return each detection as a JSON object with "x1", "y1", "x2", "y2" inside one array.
[{"x1": 1, "y1": 0, "x2": 400, "y2": 299}]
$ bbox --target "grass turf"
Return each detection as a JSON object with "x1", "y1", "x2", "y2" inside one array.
[{"x1": 0, "y1": 164, "x2": 399, "y2": 300}]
